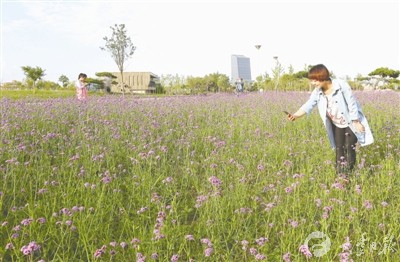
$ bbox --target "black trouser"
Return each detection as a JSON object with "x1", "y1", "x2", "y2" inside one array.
[{"x1": 331, "y1": 124, "x2": 358, "y2": 174}]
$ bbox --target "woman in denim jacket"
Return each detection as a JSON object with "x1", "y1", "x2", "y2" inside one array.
[{"x1": 287, "y1": 64, "x2": 373, "y2": 174}]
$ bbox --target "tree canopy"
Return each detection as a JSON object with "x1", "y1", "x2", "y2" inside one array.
[
  {"x1": 368, "y1": 67, "x2": 400, "y2": 78},
  {"x1": 21, "y1": 66, "x2": 46, "y2": 88},
  {"x1": 58, "y1": 75, "x2": 69, "y2": 88},
  {"x1": 95, "y1": 72, "x2": 118, "y2": 79}
]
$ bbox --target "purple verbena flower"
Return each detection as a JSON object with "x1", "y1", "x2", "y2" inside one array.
[
  {"x1": 283, "y1": 252, "x2": 291, "y2": 262},
  {"x1": 185, "y1": 235, "x2": 195, "y2": 241},
  {"x1": 299, "y1": 244, "x2": 312, "y2": 258},
  {"x1": 255, "y1": 253, "x2": 266, "y2": 260},
  {"x1": 208, "y1": 176, "x2": 222, "y2": 187},
  {"x1": 20, "y1": 241, "x2": 41, "y2": 256},
  {"x1": 170, "y1": 254, "x2": 179, "y2": 262},
  {"x1": 204, "y1": 247, "x2": 213, "y2": 257}
]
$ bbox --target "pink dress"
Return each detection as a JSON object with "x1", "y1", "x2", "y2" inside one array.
[{"x1": 76, "y1": 80, "x2": 88, "y2": 100}]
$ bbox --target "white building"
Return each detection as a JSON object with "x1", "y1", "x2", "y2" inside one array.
[{"x1": 231, "y1": 55, "x2": 252, "y2": 82}]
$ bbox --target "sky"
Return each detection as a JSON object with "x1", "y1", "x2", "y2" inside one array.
[{"x1": 1, "y1": 0, "x2": 399, "y2": 84}]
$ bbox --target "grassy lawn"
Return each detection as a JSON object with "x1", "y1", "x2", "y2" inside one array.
[
  {"x1": 0, "y1": 89, "x2": 108, "y2": 99},
  {"x1": 0, "y1": 89, "x2": 75, "y2": 99}
]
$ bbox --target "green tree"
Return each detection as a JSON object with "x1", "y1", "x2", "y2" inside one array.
[
  {"x1": 293, "y1": 70, "x2": 308, "y2": 79},
  {"x1": 95, "y1": 72, "x2": 118, "y2": 93},
  {"x1": 204, "y1": 73, "x2": 230, "y2": 92},
  {"x1": 36, "y1": 80, "x2": 61, "y2": 90},
  {"x1": 271, "y1": 58, "x2": 284, "y2": 92},
  {"x1": 186, "y1": 76, "x2": 207, "y2": 94},
  {"x1": 21, "y1": 66, "x2": 46, "y2": 89},
  {"x1": 215, "y1": 74, "x2": 231, "y2": 92},
  {"x1": 1, "y1": 80, "x2": 25, "y2": 90},
  {"x1": 368, "y1": 67, "x2": 400, "y2": 78},
  {"x1": 86, "y1": 78, "x2": 105, "y2": 90},
  {"x1": 100, "y1": 24, "x2": 136, "y2": 94},
  {"x1": 160, "y1": 74, "x2": 187, "y2": 95},
  {"x1": 253, "y1": 73, "x2": 271, "y2": 91},
  {"x1": 184, "y1": 73, "x2": 231, "y2": 94},
  {"x1": 58, "y1": 75, "x2": 69, "y2": 88},
  {"x1": 95, "y1": 72, "x2": 118, "y2": 79}
]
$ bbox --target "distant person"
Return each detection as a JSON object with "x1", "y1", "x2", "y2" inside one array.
[
  {"x1": 75, "y1": 73, "x2": 88, "y2": 101},
  {"x1": 286, "y1": 64, "x2": 373, "y2": 175},
  {"x1": 236, "y1": 78, "x2": 244, "y2": 93}
]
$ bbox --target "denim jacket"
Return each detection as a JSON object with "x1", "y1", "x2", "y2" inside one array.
[{"x1": 300, "y1": 79, "x2": 374, "y2": 148}]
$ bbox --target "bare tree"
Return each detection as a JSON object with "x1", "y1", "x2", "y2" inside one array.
[{"x1": 100, "y1": 24, "x2": 136, "y2": 94}]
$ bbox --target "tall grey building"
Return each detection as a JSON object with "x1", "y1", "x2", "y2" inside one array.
[{"x1": 231, "y1": 54, "x2": 252, "y2": 82}]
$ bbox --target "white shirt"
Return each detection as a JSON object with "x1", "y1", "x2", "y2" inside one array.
[
  {"x1": 75, "y1": 80, "x2": 85, "y2": 89},
  {"x1": 325, "y1": 93, "x2": 348, "y2": 128}
]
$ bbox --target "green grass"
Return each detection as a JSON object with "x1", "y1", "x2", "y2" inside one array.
[{"x1": 0, "y1": 89, "x2": 107, "y2": 99}]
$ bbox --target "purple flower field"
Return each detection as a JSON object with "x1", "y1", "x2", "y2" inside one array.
[{"x1": 1, "y1": 91, "x2": 399, "y2": 261}]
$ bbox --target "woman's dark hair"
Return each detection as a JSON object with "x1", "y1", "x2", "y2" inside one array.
[
  {"x1": 308, "y1": 64, "x2": 330, "y2": 81},
  {"x1": 78, "y1": 73, "x2": 87, "y2": 79}
]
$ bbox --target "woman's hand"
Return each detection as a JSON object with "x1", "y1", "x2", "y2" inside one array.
[
  {"x1": 287, "y1": 113, "x2": 297, "y2": 121},
  {"x1": 286, "y1": 109, "x2": 305, "y2": 122},
  {"x1": 284, "y1": 111, "x2": 295, "y2": 121},
  {"x1": 353, "y1": 121, "x2": 365, "y2": 133}
]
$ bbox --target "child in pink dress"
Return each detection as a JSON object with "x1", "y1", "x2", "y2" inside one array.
[{"x1": 75, "y1": 73, "x2": 88, "y2": 100}]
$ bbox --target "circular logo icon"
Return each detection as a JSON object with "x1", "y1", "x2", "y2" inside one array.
[{"x1": 304, "y1": 231, "x2": 331, "y2": 257}]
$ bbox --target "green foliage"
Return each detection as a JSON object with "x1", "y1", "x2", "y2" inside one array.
[
  {"x1": 0, "y1": 89, "x2": 75, "y2": 99},
  {"x1": 368, "y1": 67, "x2": 400, "y2": 78},
  {"x1": 355, "y1": 74, "x2": 368, "y2": 81},
  {"x1": 58, "y1": 75, "x2": 69, "y2": 88},
  {"x1": 216, "y1": 74, "x2": 231, "y2": 92},
  {"x1": 25, "y1": 78, "x2": 35, "y2": 89},
  {"x1": 203, "y1": 73, "x2": 231, "y2": 92},
  {"x1": 348, "y1": 80, "x2": 364, "y2": 90},
  {"x1": 151, "y1": 83, "x2": 164, "y2": 94},
  {"x1": 95, "y1": 72, "x2": 118, "y2": 78},
  {"x1": 159, "y1": 73, "x2": 231, "y2": 95},
  {"x1": 94, "y1": 73, "x2": 116, "y2": 93},
  {"x1": 293, "y1": 70, "x2": 308, "y2": 79},
  {"x1": 386, "y1": 79, "x2": 400, "y2": 90},
  {"x1": 0, "y1": 80, "x2": 25, "y2": 90},
  {"x1": 36, "y1": 80, "x2": 61, "y2": 90},
  {"x1": 252, "y1": 73, "x2": 271, "y2": 91},
  {"x1": 186, "y1": 76, "x2": 206, "y2": 94},
  {"x1": 271, "y1": 58, "x2": 284, "y2": 91},
  {"x1": 21, "y1": 66, "x2": 46, "y2": 88},
  {"x1": 1, "y1": 80, "x2": 63, "y2": 91},
  {"x1": 253, "y1": 69, "x2": 311, "y2": 92},
  {"x1": 86, "y1": 78, "x2": 105, "y2": 90},
  {"x1": 184, "y1": 73, "x2": 232, "y2": 94},
  {"x1": 160, "y1": 74, "x2": 187, "y2": 95}
]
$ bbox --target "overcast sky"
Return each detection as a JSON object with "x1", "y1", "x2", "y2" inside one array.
[{"x1": 1, "y1": 0, "x2": 399, "y2": 83}]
